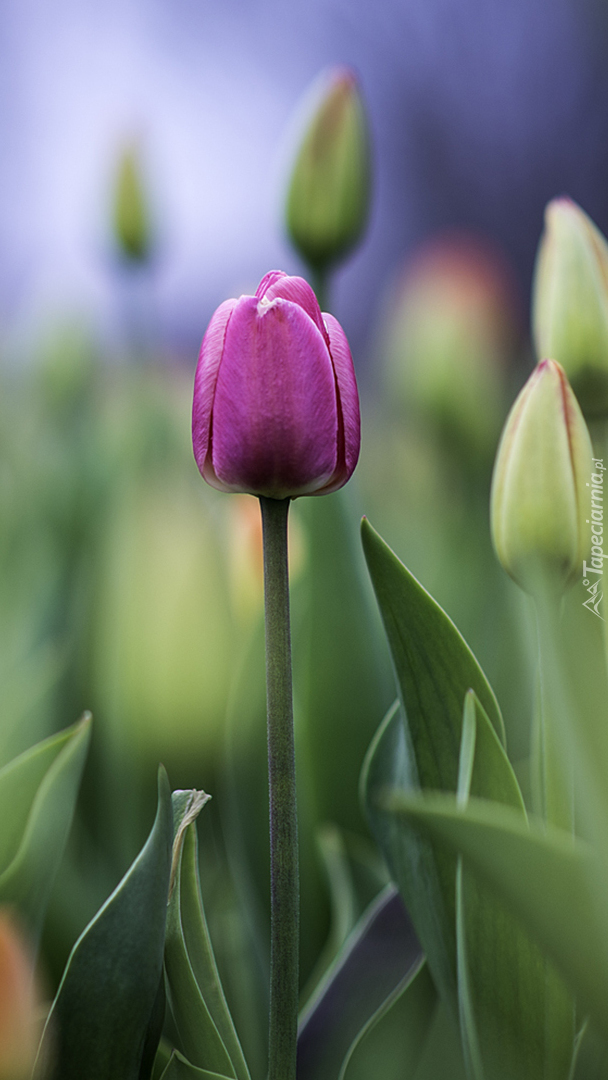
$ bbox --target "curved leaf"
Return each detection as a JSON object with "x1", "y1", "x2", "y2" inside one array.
[
  {"x1": 387, "y1": 792, "x2": 608, "y2": 1035},
  {"x1": 361, "y1": 518, "x2": 505, "y2": 769},
  {"x1": 160, "y1": 1050, "x2": 233, "y2": 1079},
  {"x1": 0, "y1": 716, "x2": 89, "y2": 874},
  {"x1": 341, "y1": 963, "x2": 437, "y2": 1080},
  {"x1": 39, "y1": 767, "x2": 174, "y2": 1080},
  {"x1": 456, "y1": 692, "x2": 573, "y2": 1080},
  {"x1": 0, "y1": 714, "x2": 91, "y2": 937},
  {"x1": 297, "y1": 884, "x2": 424, "y2": 1080},
  {"x1": 165, "y1": 790, "x2": 246, "y2": 1080},
  {"x1": 361, "y1": 701, "x2": 458, "y2": 1012},
  {"x1": 360, "y1": 520, "x2": 506, "y2": 1013}
]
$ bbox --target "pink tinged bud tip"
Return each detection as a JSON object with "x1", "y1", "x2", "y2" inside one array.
[{"x1": 192, "y1": 271, "x2": 360, "y2": 499}]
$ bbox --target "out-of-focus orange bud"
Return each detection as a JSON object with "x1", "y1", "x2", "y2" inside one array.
[
  {"x1": 0, "y1": 912, "x2": 41, "y2": 1080},
  {"x1": 385, "y1": 232, "x2": 520, "y2": 459}
]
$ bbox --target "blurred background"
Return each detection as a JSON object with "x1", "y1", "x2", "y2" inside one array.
[
  {"x1": 1, "y1": 0, "x2": 608, "y2": 1073},
  {"x1": 1, "y1": 0, "x2": 608, "y2": 357}
]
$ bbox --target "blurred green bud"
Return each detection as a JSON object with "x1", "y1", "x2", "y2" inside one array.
[
  {"x1": 113, "y1": 144, "x2": 152, "y2": 263},
  {"x1": 94, "y1": 471, "x2": 233, "y2": 771},
  {"x1": 385, "y1": 234, "x2": 517, "y2": 460},
  {"x1": 532, "y1": 198, "x2": 608, "y2": 418},
  {"x1": 490, "y1": 359, "x2": 592, "y2": 596},
  {"x1": 286, "y1": 68, "x2": 371, "y2": 272}
]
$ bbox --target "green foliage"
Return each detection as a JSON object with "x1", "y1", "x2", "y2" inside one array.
[
  {"x1": 361, "y1": 519, "x2": 577, "y2": 1078},
  {"x1": 0, "y1": 715, "x2": 91, "y2": 938},
  {"x1": 159, "y1": 1050, "x2": 234, "y2": 1079},
  {"x1": 164, "y1": 790, "x2": 250, "y2": 1080},
  {"x1": 297, "y1": 885, "x2": 427, "y2": 1080},
  {"x1": 37, "y1": 768, "x2": 173, "y2": 1080}
]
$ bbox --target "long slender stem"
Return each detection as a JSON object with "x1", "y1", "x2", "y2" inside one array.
[
  {"x1": 259, "y1": 495, "x2": 299, "y2": 1080},
  {"x1": 534, "y1": 592, "x2": 573, "y2": 832}
]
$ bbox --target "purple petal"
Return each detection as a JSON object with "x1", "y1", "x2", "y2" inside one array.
[
  {"x1": 257, "y1": 273, "x2": 328, "y2": 343},
  {"x1": 210, "y1": 296, "x2": 338, "y2": 497},
  {"x1": 317, "y1": 312, "x2": 361, "y2": 493},
  {"x1": 256, "y1": 270, "x2": 288, "y2": 298},
  {"x1": 192, "y1": 297, "x2": 237, "y2": 482}
]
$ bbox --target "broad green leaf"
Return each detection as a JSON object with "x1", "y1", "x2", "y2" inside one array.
[
  {"x1": 0, "y1": 714, "x2": 91, "y2": 936},
  {"x1": 297, "y1": 884, "x2": 424, "y2": 1080},
  {"x1": 38, "y1": 768, "x2": 173, "y2": 1080},
  {"x1": 362, "y1": 700, "x2": 458, "y2": 1012},
  {"x1": 456, "y1": 692, "x2": 573, "y2": 1080},
  {"x1": 360, "y1": 520, "x2": 506, "y2": 1011},
  {"x1": 386, "y1": 792, "x2": 608, "y2": 1035},
  {"x1": 165, "y1": 790, "x2": 247, "y2": 1080},
  {"x1": 361, "y1": 518, "x2": 505, "y2": 773},
  {"x1": 160, "y1": 1050, "x2": 234, "y2": 1079}
]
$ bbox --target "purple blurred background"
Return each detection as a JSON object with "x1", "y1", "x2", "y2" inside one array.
[{"x1": 1, "y1": 0, "x2": 607, "y2": 360}]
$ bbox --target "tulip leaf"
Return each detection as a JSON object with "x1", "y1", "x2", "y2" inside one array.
[
  {"x1": 165, "y1": 790, "x2": 248, "y2": 1080},
  {"x1": 361, "y1": 517, "x2": 504, "y2": 761},
  {"x1": 361, "y1": 700, "x2": 458, "y2": 1013},
  {"x1": 39, "y1": 767, "x2": 173, "y2": 1080},
  {"x1": 159, "y1": 1050, "x2": 234, "y2": 1080},
  {"x1": 0, "y1": 714, "x2": 91, "y2": 937},
  {"x1": 295, "y1": 491, "x2": 393, "y2": 982},
  {"x1": 455, "y1": 691, "x2": 573, "y2": 1080},
  {"x1": 297, "y1": 884, "x2": 425, "y2": 1080},
  {"x1": 340, "y1": 961, "x2": 437, "y2": 1080},
  {"x1": 360, "y1": 520, "x2": 505, "y2": 1014},
  {"x1": 385, "y1": 792, "x2": 608, "y2": 1035}
]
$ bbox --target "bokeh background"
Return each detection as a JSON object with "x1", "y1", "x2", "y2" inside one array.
[{"x1": 2, "y1": 0, "x2": 608, "y2": 358}]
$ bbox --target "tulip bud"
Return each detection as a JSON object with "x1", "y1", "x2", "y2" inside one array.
[
  {"x1": 532, "y1": 198, "x2": 608, "y2": 418},
  {"x1": 490, "y1": 359, "x2": 592, "y2": 596},
  {"x1": 285, "y1": 68, "x2": 371, "y2": 272},
  {"x1": 192, "y1": 271, "x2": 360, "y2": 499},
  {"x1": 113, "y1": 143, "x2": 152, "y2": 264}
]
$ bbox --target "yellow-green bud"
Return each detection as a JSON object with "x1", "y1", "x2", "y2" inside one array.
[
  {"x1": 532, "y1": 198, "x2": 608, "y2": 418},
  {"x1": 113, "y1": 143, "x2": 152, "y2": 263},
  {"x1": 286, "y1": 67, "x2": 371, "y2": 273},
  {"x1": 490, "y1": 359, "x2": 592, "y2": 596}
]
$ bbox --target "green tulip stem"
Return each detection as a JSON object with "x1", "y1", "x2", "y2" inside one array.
[
  {"x1": 533, "y1": 593, "x2": 573, "y2": 832},
  {"x1": 259, "y1": 495, "x2": 299, "y2": 1080},
  {"x1": 310, "y1": 267, "x2": 330, "y2": 312}
]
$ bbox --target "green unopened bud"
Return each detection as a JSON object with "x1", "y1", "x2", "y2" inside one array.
[
  {"x1": 113, "y1": 143, "x2": 152, "y2": 263},
  {"x1": 286, "y1": 68, "x2": 371, "y2": 273},
  {"x1": 490, "y1": 359, "x2": 592, "y2": 596},
  {"x1": 532, "y1": 198, "x2": 608, "y2": 418}
]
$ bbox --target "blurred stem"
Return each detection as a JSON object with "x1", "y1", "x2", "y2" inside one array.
[
  {"x1": 533, "y1": 592, "x2": 573, "y2": 832},
  {"x1": 259, "y1": 496, "x2": 299, "y2": 1080},
  {"x1": 310, "y1": 267, "x2": 330, "y2": 311}
]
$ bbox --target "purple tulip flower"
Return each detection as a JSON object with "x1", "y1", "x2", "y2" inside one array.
[{"x1": 192, "y1": 270, "x2": 360, "y2": 499}]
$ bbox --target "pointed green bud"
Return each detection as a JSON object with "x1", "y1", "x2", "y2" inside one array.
[
  {"x1": 113, "y1": 143, "x2": 152, "y2": 263},
  {"x1": 532, "y1": 198, "x2": 608, "y2": 417},
  {"x1": 490, "y1": 359, "x2": 593, "y2": 596},
  {"x1": 285, "y1": 68, "x2": 371, "y2": 273}
]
